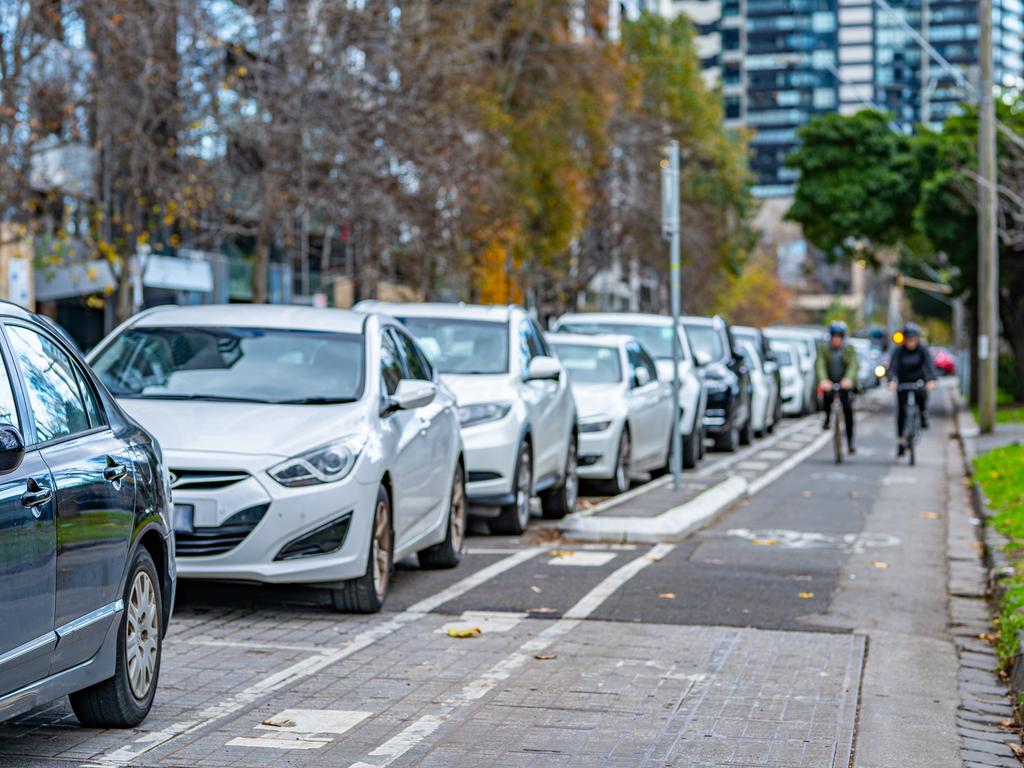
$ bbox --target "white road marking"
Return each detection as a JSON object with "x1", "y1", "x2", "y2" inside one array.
[
  {"x1": 348, "y1": 543, "x2": 676, "y2": 768},
  {"x1": 548, "y1": 551, "x2": 617, "y2": 567},
  {"x1": 179, "y1": 638, "x2": 331, "y2": 654},
  {"x1": 87, "y1": 547, "x2": 544, "y2": 768},
  {"x1": 726, "y1": 528, "x2": 901, "y2": 552},
  {"x1": 438, "y1": 611, "x2": 527, "y2": 635},
  {"x1": 465, "y1": 547, "x2": 522, "y2": 554},
  {"x1": 227, "y1": 708, "x2": 371, "y2": 750}
]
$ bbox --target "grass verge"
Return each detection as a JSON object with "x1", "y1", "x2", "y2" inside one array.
[{"x1": 974, "y1": 443, "x2": 1024, "y2": 668}]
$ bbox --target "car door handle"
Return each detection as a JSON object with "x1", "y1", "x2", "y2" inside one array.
[
  {"x1": 21, "y1": 485, "x2": 53, "y2": 509},
  {"x1": 103, "y1": 460, "x2": 129, "y2": 482}
]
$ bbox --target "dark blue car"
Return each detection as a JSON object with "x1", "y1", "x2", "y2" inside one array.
[{"x1": 0, "y1": 303, "x2": 175, "y2": 727}]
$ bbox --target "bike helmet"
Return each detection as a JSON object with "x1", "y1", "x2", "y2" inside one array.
[
  {"x1": 828, "y1": 321, "x2": 848, "y2": 339},
  {"x1": 903, "y1": 322, "x2": 921, "y2": 339}
]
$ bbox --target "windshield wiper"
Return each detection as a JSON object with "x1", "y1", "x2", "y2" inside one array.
[
  {"x1": 127, "y1": 394, "x2": 273, "y2": 404},
  {"x1": 272, "y1": 397, "x2": 359, "y2": 405}
]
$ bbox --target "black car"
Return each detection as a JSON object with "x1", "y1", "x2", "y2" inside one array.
[
  {"x1": 681, "y1": 315, "x2": 752, "y2": 452},
  {"x1": 0, "y1": 303, "x2": 175, "y2": 726},
  {"x1": 732, "y1": 325, "x2": 784, "y2": 430}
]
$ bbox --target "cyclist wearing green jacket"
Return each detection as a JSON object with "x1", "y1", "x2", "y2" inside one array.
[{"x1": 816, "y1": 321, "x2": 860, "y2": 454}]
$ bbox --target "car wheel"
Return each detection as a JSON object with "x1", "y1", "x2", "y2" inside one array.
[
  {"x1": 699, "y1": 427, "x2": 707, "y2": 459},
  {"x1": 541, "y1": 434, "x2": 578, "y2": 519},
  {"x1": 418, "y1": 463, "x2": 467, "y2": 569},
  {"x1": 715, "y1": 426, "x2": 739, "y2": 452},
  {"x1": 600, "y1": 429, "x2": 630, "y2": 496},
  {"x1": 682, "y1": 426, "x2": 699, "y2": 469},
  {"x1": 739, "y1": 415, "x2": 753, "y2": 446},
  {"x1": 332, "y1": 485, "x2": 392, "y2": 613},
  {"x1": 69, "y1": 547, "x2": 162, "y2": 728},
  {"x1": 491, "y1": 441, "x2": 533, "y2": 535}
]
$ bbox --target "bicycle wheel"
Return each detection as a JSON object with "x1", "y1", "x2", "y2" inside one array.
[
  {"x1": 907, "y1": 408, "x2": 918, "y2": 466},
  {"x1": 833, "y1": 406, "x2": 843, "y2": 464}
]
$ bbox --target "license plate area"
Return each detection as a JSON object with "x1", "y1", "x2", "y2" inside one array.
[{"x1": 173, "y1": 504, "x2": 194, "y2": 534}]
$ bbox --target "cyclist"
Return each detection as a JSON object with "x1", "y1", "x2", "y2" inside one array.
[
  {"x1": 887, "y1": 323, "x2": 937, "y2": 455},
  {"x1": 816, "y1": 321, "x2": 859, "y2": 454}
]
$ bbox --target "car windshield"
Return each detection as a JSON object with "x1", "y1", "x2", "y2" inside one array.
[
  {"x1": 683, "y1": 323, "x2": 725, "y2": 362},
  {"x1": 550, "y1": 343, "x2": 622, "y2": 384},
  {"x1": 91, "y1": 326, "x2": 365, "y2": 404},
  {"x1": 557, "y1": 322, "x2": 682, "y2": 361},
  {"x1": 397, "y1": 316, "x2": 509, "y2": 374}
]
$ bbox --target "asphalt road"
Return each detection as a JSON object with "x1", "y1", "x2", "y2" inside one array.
[{"x1": 0, "y1": 386, "x2": 962, "y2": 767}]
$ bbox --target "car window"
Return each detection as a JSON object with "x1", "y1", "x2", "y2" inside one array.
[
  {"x1": 635, "y1": 345, "x2": 659, "y2": 382},
  {"x1": 558, "y1": 321, "x2": 684, "y2": 361},
  {"x1": 525, "y1": 320, "x2": 550, "y2": 357},
  {"x1": 380, "y1": 331, "x2": 403, "y2": 396},
  {"x1": 0, "y1": 354, "x2": 20, "y2": 430},
  {"x1": 391, "y1": 328, "x2": 432, "y2": 381},
  {"x1": 519, "y1": 321, "x2": 536, "y2": 375},
  {"x1": 550, "y1": 343, "x2": 622, "y2": 384},
  {"x1": 683, "y1": 323, "x2": 725, "y2": 362},
  {"x1": 8, "y1": 324, "x2": 92, "y2": 442},
  {"x1": 71, "y1": 362, "x2": 104, "y2": 428},
  {"x1": 397, "y1": 316, "x2": 509, "y2": 375}
]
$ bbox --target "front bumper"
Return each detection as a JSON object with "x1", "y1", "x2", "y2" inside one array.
[
  {"x1": 169, "y1": 452, "x2": 377, "y2": 585},
  {"x1": 461, "y1": 415, "x2": 521, "y2": 508},
  {"x1": 702, "y1": 388, "x2": 734, "y2": 434},
  {"x1": 577, "y1": 424, "x2": 621, "y2": 480}
]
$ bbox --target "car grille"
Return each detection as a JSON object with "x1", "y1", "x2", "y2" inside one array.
[
  {"x1": 175, "y1": 504, "x2": 269, "y2": 557},
  {"x1": 169, "y1": 468, "x2": 250, "y2": 492}
]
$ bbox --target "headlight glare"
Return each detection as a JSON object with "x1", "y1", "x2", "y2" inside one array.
[
  {"x1": 459, "y1": 403, "x2": 512, "y2": 428},
  {"x1": 269, "y1": 434, "x2": 366, "y2": 487}
]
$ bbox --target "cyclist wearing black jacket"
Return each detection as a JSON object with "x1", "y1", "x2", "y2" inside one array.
[{"x1": 887, "y1": 323, "x2": 937, "y2": 455}]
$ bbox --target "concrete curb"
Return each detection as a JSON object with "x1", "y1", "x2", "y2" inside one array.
[{"x1": 561, "y1": 430, "x2": 832, "y2": 543}]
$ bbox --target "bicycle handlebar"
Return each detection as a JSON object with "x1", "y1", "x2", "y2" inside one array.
[{"x1": 896, "y1": 381, "x2": 926, "y2": 391}]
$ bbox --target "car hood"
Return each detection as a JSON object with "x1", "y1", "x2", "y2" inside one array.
[
  {"x1": 440, "y1": 373, "x2": 517, "y2": 407},
  {"x1": 571, "y1": 383, "x2": 627, "y2": 420},
  {"x1": 116, "y1": 398, "x2": 368, "y2": 458}
]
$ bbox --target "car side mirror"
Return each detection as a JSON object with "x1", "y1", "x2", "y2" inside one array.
[
  {"x1": 392, "y1": 380, "x2": 436, "y2": 411},
  {"x1": 525, "y1": 356, "x2": 562, "y2": 382},
  {"x1": 632, "y1": 367, "x2": 651, "y2": 388},
  {"x1": 695, "y1": 351, "x2": 711, "y2": 367},
  {"x1": 0, "y1": 425, "x2": 25, "y2": 474}
]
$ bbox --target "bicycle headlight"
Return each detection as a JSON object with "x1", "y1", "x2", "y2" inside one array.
[
  {"x1": 874, "y1": 365, "x2": 887, "y2": 378},
  {"x1": 458, "y1": 403, "x2": 512, "y2": 428},
  {"x1": 268, "y1": 434, "x2": 367, "y2": 487}
]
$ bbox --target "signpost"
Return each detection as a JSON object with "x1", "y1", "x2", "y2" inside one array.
[{"x1": 662, "y1": 141, "x2": 683, "y2": 491}]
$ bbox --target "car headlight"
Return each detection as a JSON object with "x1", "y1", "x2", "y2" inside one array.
[
  {"x1": 579, "y1": 418, "x2": 613, "y2": 433},
  {"x1": 268, "y1": 434, "x2": 367, "y2": 487},
  {"x1": 459, "y1": 403, "x2": 512, "y2": 428}
]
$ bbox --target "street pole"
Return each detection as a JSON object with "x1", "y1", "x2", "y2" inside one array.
[
  {"x1": 662, "y1": 141, "x2": 683, "y2": 490},
  {"x1": 978, "y1": 0, "x2": 999, "y2": 433},
  {"x1": 920, "y1": 0, "x2": 929, "y2": 125}
]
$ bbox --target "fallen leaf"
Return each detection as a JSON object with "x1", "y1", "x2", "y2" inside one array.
[
  {"x1": 1009, "y1": 742, "x2": 1024, "y2": 757},
  {"x1": 752, "y1": 538, "x2": 778, "y2": 546},
  {"x1": 868, "y1": 561, "x2": 888, "y2": 569},
  {"x1": 531, "y1": 585, "x2": 542, "y2": 593},
  {"x1": 548, "y1": 550, "x2": 575, "y2": 558},
  {"x1": 848, "y1": 491, "x2": 859, "y2": 498},
  {"x1": 798, "y1": 592, "x2": 814, "y2": 599},
  {"x1": 534, "y1": 652, "x2": 558, "y2": 660},
  {"x1": 999, "y1": 718, "x2": 1014, "y2": 729},
  {"x1": 260, "y1": 717, "x2": 296, "y2": 729},
  {"x1": 922, "y1": 511, "x2": 941, "y2": 520},
  {"x1": 658, "y1": 592, "x2": 676, "y2": 599},
  {"x1": 802, "y1": 490, "x2": 813, "y2": 498},
  {"x1": 447, "y1": 627, "x2": 481, "y2": 638}
]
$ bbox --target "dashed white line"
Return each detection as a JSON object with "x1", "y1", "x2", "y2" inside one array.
[
  {"x1": 86, "y1": 546, "x2": 544, "y2": 768},
  {"x1": 348, "y1": 543, "x2": 676, "y2": 768}
]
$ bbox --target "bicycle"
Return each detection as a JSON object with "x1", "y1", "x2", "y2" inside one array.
[
  {"x1": 820, "y1": 382, "x2": 847, "y2": 464},
  {"x1": 898, "y1": 381, "x2": 926, "y2": 466}
]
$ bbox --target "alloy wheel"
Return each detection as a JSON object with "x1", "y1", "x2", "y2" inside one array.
[
  {"x1": 563, "y1": 439, "x2": 578, "y2": 509},
  {"x1": 616, "y1": 432, "x2": 630, "y2": 492},
  {"x1": 450, "y1": 467, "x2": 467, "y2": 553},
  {"x1": 515, "y1": 447, "x2": 532, "y2": 530},
  {"x1": 126, "y1": 570, "x2": 159, "y2": 701},
  {"x1": 371, "y1": 498, "x2": 392, "y2": 600}
]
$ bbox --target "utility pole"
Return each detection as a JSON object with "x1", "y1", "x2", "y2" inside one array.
[
  {"x1": 662, "y1": 141, "x2": 683, "y2": 490},
  {"x1": 920, "y1": 0, "x2": 929, "y2": 125},
  {"x1": 978, "y1": 0, "x2": 999, "y2": 433}
]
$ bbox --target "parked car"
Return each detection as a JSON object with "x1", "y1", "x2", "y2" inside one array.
[
  {"x1": 933, "y1": 346, "x2": 957, "y2": 376},
  {"x1": 89, "y1": 305, "x2": 465, "y2": 614},
  {"x1": 765, "y1": 327, "x2": 822, "y2": 414},
  {"x1": 772, "y1": 342, "x2": 806, "y2": 416},
  {"x1": 733, "y1": 325, "x2": 783, "y2": 428},
  {"x1": 680, "y1": 315, "x2": 752, "y2": 451},
  {"x1": 551, "y1": 313, "x2": 707, "y2": 469},
  {"x1": 357, "y1": 302, "x2": 577, "y2": 534},
  {"x1": 548, "y1": 333, "x2": 674, "y2": 494},
  {"x1": 0, "y1": 302, "x2": 175, "y2": 726},
  {"x1": 737, "y1": 339, "x2": 779, "y2": 437}
]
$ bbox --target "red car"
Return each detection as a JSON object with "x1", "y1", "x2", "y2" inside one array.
[{"x1": 933, "y1": 347, "x2": 956, "y2": 376}]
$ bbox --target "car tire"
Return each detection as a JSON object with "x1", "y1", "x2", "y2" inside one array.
[
  {"x1": 599, "y1": 429, "x2": 630, "y2": 496},
  {"x1": 332, "y1": 485, "x2": 392, "y2": 613},
  {"x1": 69, "y1": 547, "x2": 162, "y2": 728},
  {"x1": 682, "y1": 426, "x2": 699, "y2": 469},
  {"x1": 739, "y1": 415, "x2": 753, "y2": 446},
  {"x1": 541, "y1": 434, "x2": 578, "y2": 519},
  {"x1": 715, "y1": 426, "x2": 739, "y2": 452},
  {"x1": 418, "y1": 463, "x2": 467, "y2": 569},
  {"x1": 491, "y1": 441, "x2": 533, "y2": 535}
]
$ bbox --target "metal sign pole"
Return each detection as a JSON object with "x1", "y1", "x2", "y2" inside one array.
[{"x1": 663, "y1": 141, "x2": 683, "y2": 490}]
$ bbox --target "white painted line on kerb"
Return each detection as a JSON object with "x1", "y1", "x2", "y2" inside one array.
[
  {"x1": 348, "y1": 543, "x2": 676, "y2": 768},
  {"x1": 87, "y1": 547, "x2": 544, "y2": 768}
]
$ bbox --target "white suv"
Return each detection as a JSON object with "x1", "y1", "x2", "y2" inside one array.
[
  {"x1": 358, "y1": 303, "x2": 578, "y2": 534},
  {"x1": 552, "y1": 313, "x2": 707, "y2": 468}
]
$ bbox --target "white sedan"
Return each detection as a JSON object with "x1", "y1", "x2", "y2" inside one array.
[
  {"x1": 548, "y1": 333, "x2": 674, "y2": 494},
  {"x1": 771, "y1": 342, "x2": 806, "y2": 416},
  {"x1": 88, "y1": 305, "x2": 465, "y2": 613},
  {"x1": 737, "y1": 339, "x2": 779, "y2": 437},
  {"x1": 357, "y1": 302, "x2": 578, "y2": 535}
]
